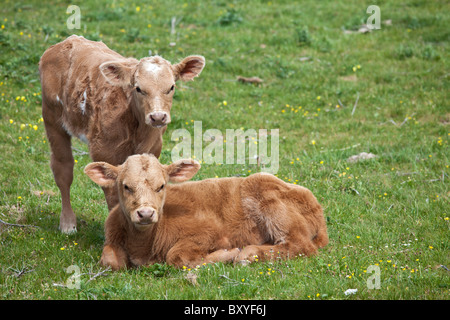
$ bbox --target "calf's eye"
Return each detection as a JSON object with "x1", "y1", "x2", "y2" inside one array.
[
  {"x1": 166, "y1": 84, "x2": 175, "y2": 94},
  {"x1": 124, "y1": 184, "x2": 132, "y2": 192},
  {"x1": 136, "y1": 87, "x2": 143, "y2": 94},
  {"x1": 157, "y1": 184, "x2": 165, "y2": 192}
]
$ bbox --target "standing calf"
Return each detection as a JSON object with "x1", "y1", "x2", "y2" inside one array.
[
  {"x1": 84, "y1": 154, "x2": 329, "y2": 270},
  {"x1": 39, "y1": 35, "x2": 205, "y2": 233}
]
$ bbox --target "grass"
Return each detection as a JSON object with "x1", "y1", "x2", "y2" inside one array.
[{"x1": 0, "y1": 0, "x2": 449, "y2": 300}]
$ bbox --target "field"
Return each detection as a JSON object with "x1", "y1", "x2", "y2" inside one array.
[{"x1": 0, "y1": 0, "x2": 448, "y2": 301}]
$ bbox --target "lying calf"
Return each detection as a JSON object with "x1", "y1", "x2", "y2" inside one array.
[{"x1": 84, "y1": 154, "x2": 328, "y2": 270}]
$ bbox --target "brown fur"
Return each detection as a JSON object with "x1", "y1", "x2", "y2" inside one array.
[
  {"x1": 39, "y1": 35, "x2": 205, "y2": 233},
  {"x1": 84, "y1": 154, "x2": 329, "y2": 270}
]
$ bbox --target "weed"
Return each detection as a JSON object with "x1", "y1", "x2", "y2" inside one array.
[
  {"x1": 217, "y1": 9, "x2": 243, "y2": 26},
  {"x1": 295, "y1": 26, "x2": 312, "y2": 46}
]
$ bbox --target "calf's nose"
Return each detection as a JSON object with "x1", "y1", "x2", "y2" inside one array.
[
  {"x1": 149, "y1": 112, "x2": 168, "y2": 127},
  {"x1": 136, "y1": 208, "x2": 156, "y2": 224}
]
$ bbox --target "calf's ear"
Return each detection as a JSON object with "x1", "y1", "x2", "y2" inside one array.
[
  {"x1": 172, "y1": 55, "x2": 205, "y2": 81},
  {"x1": 84, "y1": 162, "x2": 119, "y2": 187},
  {"x1": 100, "y1": 61, "x2": 135, "y2": 87},
  {"x1": 165, "y1": 159, "x2": 200, "y2": 183}
]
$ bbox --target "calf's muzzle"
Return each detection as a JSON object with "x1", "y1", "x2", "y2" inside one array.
[
  {"x1": 149, "y1": 112, "x2": 168, "y2": 127},
  {"x1": 135, "y1": 207, "x2": 157, "y2": 225}
]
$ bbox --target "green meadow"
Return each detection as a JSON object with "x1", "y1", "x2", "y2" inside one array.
[{"x1": 0, "y1": 0, "x2": 448, "y2": 300}]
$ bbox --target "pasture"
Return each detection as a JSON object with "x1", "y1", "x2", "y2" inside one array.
[{"x1": 0, "y1": 0, "x2": 448, "y2": 300}]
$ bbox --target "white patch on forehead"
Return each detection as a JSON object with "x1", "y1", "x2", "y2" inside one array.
[{"x1": 144, "y1": 61, "x2": 162, "y2": 75}]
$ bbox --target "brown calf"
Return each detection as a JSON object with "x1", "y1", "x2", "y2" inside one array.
[
  {"x1": 39, "y1": 35, "x2": 205, "y2": 233},
  {"x1": 84, "y1": 154, "x2": 329, "y2": 270}
]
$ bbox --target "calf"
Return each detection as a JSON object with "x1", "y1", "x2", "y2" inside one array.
[
  {"x1": 39, "y1": 35, "x2": 205, "y2": 233},
  {"x1": 84, "y1": 154, "x2": 329, "y2": 270}
]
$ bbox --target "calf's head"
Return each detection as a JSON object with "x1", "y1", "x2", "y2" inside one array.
[
  {"x1": 99, "y1": 55, "x2": 205, "y2": 127},
  {"x1": 84, "y1": 154, "x2": 200, "y2": 231}
]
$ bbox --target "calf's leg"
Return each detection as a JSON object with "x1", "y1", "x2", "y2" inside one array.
[
  {"x1": 204, "y1": 248, "x2": 241, "y2": 264},
  {"x1": 235, "y1": 234, "x2": 319, "y2": 264},
  {"x1": 312, "y1": 225, "x2": 329, "y2": 248},
  {"x1": 239, "y1": 174, "x2": 328, "y2": 264},
  {"x1": 43, "y1": 110, "x2": 77, "y2": 233},
  {"x1": 166, "y1": 237, "x2": 241, "y2": 268},
  {"x1": 100, "y1": 244, "x2": 129, "y2": 270}
]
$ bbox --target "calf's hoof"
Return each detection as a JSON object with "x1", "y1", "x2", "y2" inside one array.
[
  {"x1": 59, "y1": 222, "x2": 77, "y2": 234},
  {"x1": 237, "y1": 259, "x2": 252, "y2": 266},
  {"x1": 59, "y1": 211, "x2": 77, "y2": 234},
  {"x1": 234, "y1": 246, "x2": 260, "y2": 265}
]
